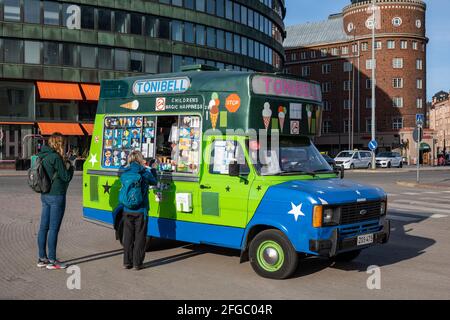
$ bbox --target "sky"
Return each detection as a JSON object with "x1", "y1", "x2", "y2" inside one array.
[{"x1": 284, "y1": 0, "x2": 450, "y2": 101}]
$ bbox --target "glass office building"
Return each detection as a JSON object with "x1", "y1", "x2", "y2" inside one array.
[{"x1": 0, "y1": 0, "x2": 286, "y2": 164}]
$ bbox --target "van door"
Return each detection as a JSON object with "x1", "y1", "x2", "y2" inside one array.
[{"x1": 199, "y1": 138, "x2": 253, "y2": 229}]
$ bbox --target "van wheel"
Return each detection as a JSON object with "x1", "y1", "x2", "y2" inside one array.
[
  {"x1": 332, "y1": 249, "x2": 362, "y2": 262},
  {"x1": 387, "y1": 162, "x2": 391, "y2": 168},
  {"x1": 399, "y1": 162, "x2": 403, "y2": 168},
  {"x1": 249, "y1": 230, "x2": 298, "y2": 279}
]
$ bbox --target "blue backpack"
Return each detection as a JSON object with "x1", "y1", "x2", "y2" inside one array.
[{"x1": 119, "y1": 171, "x2": 143, "y2": 209}]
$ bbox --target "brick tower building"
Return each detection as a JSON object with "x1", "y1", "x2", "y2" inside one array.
[{"x1": 284, "y1": 0, "x2": 431, "y2": 163}]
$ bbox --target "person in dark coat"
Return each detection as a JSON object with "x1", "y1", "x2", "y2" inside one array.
[
  {"x1": 36, "y1": 133, "x2": 74, "y2": 270},
  {"x1": 120, "y1": 151, "x2": 157, "y2": 270}
]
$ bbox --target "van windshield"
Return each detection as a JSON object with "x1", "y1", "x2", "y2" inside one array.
[
  {"x1": 249, "y1": 136, "x2": 333, "y2": 176},
  {"x1": 336, "y1": 151, "x2": 355, "y2": 158}
]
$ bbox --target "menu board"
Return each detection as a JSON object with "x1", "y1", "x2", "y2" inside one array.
[
  {"x1": 102, "y1": 116, "x2": 156, "y2": 169},
  {"x1": 176, "y1": 116, "x2": 201, "y2": 174}
]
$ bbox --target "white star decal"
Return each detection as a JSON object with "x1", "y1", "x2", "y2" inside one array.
[
  {"x1": 288, "y1": 202, "x2": 306, "y2": 222},
  {"x1": 89, "y1": 154, "x2": 98, "y2": 168},
  {"x1": 356, "y1": 190, "x2": 361, "y2": 196}
]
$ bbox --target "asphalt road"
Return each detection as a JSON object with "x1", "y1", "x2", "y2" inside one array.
[{"x1": 1, "y1": 169, "x2": 449, "y2": 300}]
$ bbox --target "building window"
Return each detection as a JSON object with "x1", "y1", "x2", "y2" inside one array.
[
  {"x1": 343, "y1": 120, "x2": 351, "y2": 133},
  {"x1": 387, "y1": 40, "x2": 395, "y2": 49},
  {"x1": 43, "y1": 42, "x2": 59, "y2": 65},
  {"x1": 417, "y1": 79, "x2": 423, "y2": 89},
  {"x1": 392, "y1": 118, "x2": 403, "y2": 130},
  {"x1": 320, "y1": 49, "x2": 327, "y2": 57},
  {"x1": 80, "y1": 46, "x2": 96, "y2": 68},
  {"x1": 341, "y1": 46, "x2": 349, "y2": 55},
  {"x1": 366, "y1": 59, "x2": 375, "y2": 70},
  {"x1": 62, "y1": 43, "x2": 78, "y2": 67},
  {"x1": 366, "y1": 98, "x2": 373, "y2": 109},
  {"x1": 207, "y1": 27, "x2": 216, "y2": 48},
  {"x1": 392, "y1": 17, "x2": 402, "y2": 27},
  {"x1": 4, "y1": 0, "x2": 21, "y2": 22},
  {"x1": 225, "y1": 0, "x2": 233, "y2": 20},
  {"x1": 130, "y1": 13, "x2": 143, "y2": 35},
  {"x1": 393, "y1": 97, "x2": 404, "y2": 108},
  {"x1": 24, "y1": 41, "x2": 41, "y2": 64},
  {"x1": 366, "y1": 119, "x2": 372, "y2": 133},
  {"x1": 233, "y1": 34, "x2": 241, "y2": 54},
  {"x1": 171, "y1": 20, "x2": 183, "y2": 41},
  {"x1": 366, "y1": 79, "x2": 372, "y2": 89},
  {"x1": 159, "y1": 19, "x2": 170, "y2": 39},
  {"x1": 206, "y1": 0, "x2": 215, "y2": 14},
  {"x1": 196, "y1": 25, "x2": 206, "y2": 45},
  {"x1": 323, "y1": 101, "x2": 331, "y2": 111},
  {"x1": 24, "y1": 0, "x2": 41, "y2": 24},
  {"x1": 98, "y1": 9, "x2": 112, "y2": 32},
  {"x1": 400, "y1": 40, "x2": 408, "y2": 49},
  {"x1": 184, "y1": 23, "x2": 194, "y2": 44},
  {"x1": 361, "y1": 42, "x2": 368, "y2": 51},
  {"x1": 322, "y1": 64, "x2": 331, "y2": 74},
  {"x1": 114, "y1": 48, "x2": 129, "y2": 71},
  {"x1": 300, "y1": 52, "x2": 307, "y2": 60},
  {"x1": 375, "y1": 41, "x2": 382, "y2": 50},
  {"x1": 290, "y1": 53, "x2": 297, "y2": 62},
  {"x1": 393, "y1": 58, "x2": 404, "y2": 69},
  {"x1": 344, "y1": 99, "x2": 351, "y2": 109},
  {"x1": 392, "y1": 78, "x2": 404, "y2": 89},
  {"x1": 416, "y1": 59, "x2": 423, "y2": 70},
  {"x1": 323, "y1": 120, "x2": 331, "y2": 134},
  {"x1": 322, "y1": 82, "x2": 331, "y2": 93},
  {"x1": 144, "y1": 53, "x2": 158, "y2": 73},
  {"x1": 114, "y1": 11, "x2": 128, "y2": 33},
  {"x1": 301, "y1": 66, "x2": 311, "y2": 77},
  {"x1": 352, "y1": 44, "x2": 359, "y2": 53},
  {"x1": 130, "y1": 51, "x2": 144, "y2": 72},
  {"x1": 331, "y1": 48, "x2": 339, "y2": 56},
  {"x1": 343, "y1": 62, "x2": 352, "y2": 72},
  {"x1": 343, "y1": 80, "x2": 352, "y2": 91},
  {"x1": 81, "y1": 6, "x2": 94, "y2": 29},
  {"x1": 196, "y1": 0, "x2": 206, "y2": 12},
  {"x1": 310, "y1": 51, "x2": 316, "y2": 59},
  {"x1": 417, "y1": 98, "x2": 423, "y2": 109},
  {"x1": 43, "y1": 1, "x2": 60, "y2": 26},
  {"x1": 98, "y1": 47, "x2": 113, "y2": 70},
  {"x1": 412, "y1": 41, "x2": 418, "y2": 50}
]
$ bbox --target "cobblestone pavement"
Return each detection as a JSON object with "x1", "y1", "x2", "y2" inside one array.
[{"x1": 1, "y1": 174, "x2": 449, "y2": 300}]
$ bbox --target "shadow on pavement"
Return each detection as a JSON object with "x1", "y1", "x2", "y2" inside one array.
[{"x1": 63, "y1": 249, "x2": 124, "y2": 265}]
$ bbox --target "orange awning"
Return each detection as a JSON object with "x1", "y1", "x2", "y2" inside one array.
[
  {"x1": 81, "y1": 84, "x2": 100, "y2": 101},
  {"x1": 81, "y1": 123, "x2": 94, "y2": 135},
  {"x1": 38, "y1": 123, "x2": 84, "y2": 136},
  {"x1": 37, "y1": 82, "x2": 83, "y2": 101}
]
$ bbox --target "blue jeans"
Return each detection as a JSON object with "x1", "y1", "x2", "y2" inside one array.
[{"x1": 37, "y1": 194, "x2": 66, "y2": 261}]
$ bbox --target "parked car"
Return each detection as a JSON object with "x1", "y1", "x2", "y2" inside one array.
[
  {"x1": 376, "y1": 152, "x2": 403, "y2": 168},
  {"x1": 334, "y1": 150, "x2": 373, "y2": 170},
  {"x1": 321, "y1": 154, "x2": 336, "y2": 167}
]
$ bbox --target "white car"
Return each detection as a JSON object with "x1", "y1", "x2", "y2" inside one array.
[
  {"x1": 376, "y1": 152, "x2": 403, "y2": 168},
  {"x1": 334, "y1": 150, "x2": 373, "y2": 170}
]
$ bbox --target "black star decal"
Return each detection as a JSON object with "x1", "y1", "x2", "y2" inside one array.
[
  {"x1": 84, "y1": 183, "x2": 88, "y2": 188},
  {"x1": 103, "y1": 181, "x2": 112, "y2": 194},
  {"x1": 226, "y1": 186, "x2": 231, "y2": 192},
  {"x1": 257, "y1": 186, "x2": 262, "y2": 191}
]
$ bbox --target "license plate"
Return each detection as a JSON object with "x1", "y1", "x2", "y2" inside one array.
[{"x1": 357, "y1": 234, "x2": 374, "y2": 246}]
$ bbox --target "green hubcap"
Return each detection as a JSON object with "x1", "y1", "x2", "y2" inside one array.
[{"x1": 257, "y1": 240, "x2": 285, "y2": 272}]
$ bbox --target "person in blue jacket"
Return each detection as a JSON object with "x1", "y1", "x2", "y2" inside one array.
[{"x1": 120, "y1": 151, "x2": 157, "y2": 270}]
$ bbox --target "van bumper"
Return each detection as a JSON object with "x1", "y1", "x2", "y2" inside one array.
[{"x1": 309, "y1": 219, "x2": 390, "y2": 257}]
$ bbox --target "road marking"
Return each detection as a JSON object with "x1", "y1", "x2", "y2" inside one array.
[
  {"x1": 392, "y1": 199, "x2": 450, "y2": 210},
  {"x1": 387, "y1": 193, "x2": 398, "y2": 197},
  {"x1": 387, "y1": 214, "x2": 420, "y2": 222},
  {"x1": 388, "y1": 205, "x2": 449, "y2": 217},
  {"x1": 402, "y1": 192, "x2": 421, "y2": 195}
]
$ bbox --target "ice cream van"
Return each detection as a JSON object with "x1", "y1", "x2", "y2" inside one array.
[{"x1": 83, "y1": 65, "x2": 390, "y2": 279}]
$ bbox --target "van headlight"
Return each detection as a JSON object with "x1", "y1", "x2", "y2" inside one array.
[
  {"x1": 380, "y1": 201, "x2": 387, "y2": 216},
  {"x1": 323, "y1": 207, "x2": 341, "y2": 226}
]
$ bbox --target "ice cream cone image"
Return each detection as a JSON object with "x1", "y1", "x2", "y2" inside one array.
[
  {"x1": 316, "y1": 108, "x2": 322, "y2": 134},
  {"x1": 210, "y1": 105, "x2": 219, "y2": 129},
  {"x1": 278, "y1": 106, "x2": 287, "y2": 132},
  {"x1": 207, "y1": 93, "x2": 220, "y2": 122},
  {"x1": 306, "y1": 105, "x2": 313, "y2": 133},
  {"x1": 262, "y1": 102, "x2": 272, "y2": 131},
  {"x1": 121, "y1": 100, "x2": 139, "y2": 111}
]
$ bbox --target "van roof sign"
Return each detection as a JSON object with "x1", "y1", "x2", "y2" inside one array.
[
  {"x1": 252, "y1": 75, "x2": 322, "y2": 102},
  {"x1": 132, "y1": 77, "x2": 190, "y2": 96}
]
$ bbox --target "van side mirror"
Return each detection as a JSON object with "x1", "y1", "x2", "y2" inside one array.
[{"x1": 229, "y1": 161, "x2": 240, "y2": 177}]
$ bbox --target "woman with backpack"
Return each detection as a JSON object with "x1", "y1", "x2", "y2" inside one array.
[
  {"x1": 120, "y1": 151, "x2": 157, "y2": 270},
  {"x1": 36, "y1": 133, "x2": 74, "y2": 270}
]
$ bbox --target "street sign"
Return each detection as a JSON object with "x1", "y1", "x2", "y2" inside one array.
[
  {"x1": 368, "y1": 140, "x2": 378, "y2": 151},
  {"x1": 416, "y1": 114, "x2": 425, "y2": 126},
  {"x1": 413, "y1": 127, "x2": 423, "y2": 143}
]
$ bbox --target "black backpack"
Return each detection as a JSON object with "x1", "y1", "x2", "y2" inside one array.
[{"x1": 28, "y1": 156, "x2": 53, "y2": 194}]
